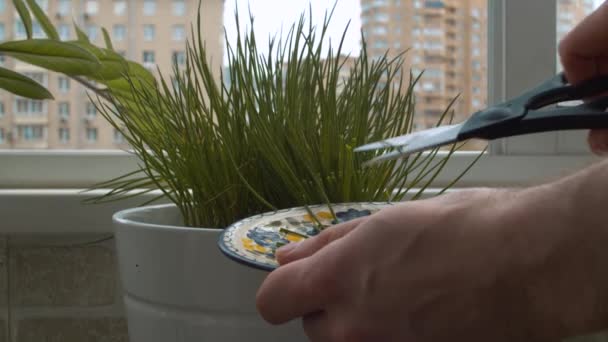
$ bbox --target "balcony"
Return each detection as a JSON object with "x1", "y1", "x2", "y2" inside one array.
[{"x1": 13, "y1": 114, "x2": 48, "y2": 125}]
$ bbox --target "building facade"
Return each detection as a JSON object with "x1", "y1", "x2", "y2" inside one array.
[
  {"x1": 0, "y1": 0, "x2": 223, "y2": 149},
  {"x1": 360, "y1": 0, "x2": 594, "y2": 130}
]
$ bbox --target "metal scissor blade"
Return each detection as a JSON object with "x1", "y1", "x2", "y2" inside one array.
[
  {"x1": 361, "y1": 123, "x2": 464, "y2": 166},
  {"x1": 354, "y1": 123, "x2": 463, "y2": 152}
]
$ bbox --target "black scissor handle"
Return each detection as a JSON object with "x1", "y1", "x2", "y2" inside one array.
[
  {"x1": 458, "y1": 72, "x2": 608, "y2": 141},
  {"x1": 526, "y1": 72, "x2": 608, "y2": 110}
]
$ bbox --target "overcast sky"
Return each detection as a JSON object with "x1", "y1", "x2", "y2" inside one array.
[{"x1": 222, "y1": 0, "x2": 362, "y2": 64}]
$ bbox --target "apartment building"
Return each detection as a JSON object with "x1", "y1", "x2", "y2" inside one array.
[
  {"x1": 361, "y1": 0, "x2": 594, "y2": 130},
  {"x1": 0, "y1": 0, "x2": 223, "y2": 149}
]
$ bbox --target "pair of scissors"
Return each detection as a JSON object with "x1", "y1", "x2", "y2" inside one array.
[{"x1": 355, "y1": 72, "x2": 608, "y2": 165}]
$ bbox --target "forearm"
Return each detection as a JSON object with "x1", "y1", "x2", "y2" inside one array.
[{"x1": 500, "y1": 158, "x2": 608, "y2": 339}]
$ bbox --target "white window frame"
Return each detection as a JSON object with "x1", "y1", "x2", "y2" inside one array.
[{"x1": 0, "y1": 0, "x2": 600, "y2": 192}]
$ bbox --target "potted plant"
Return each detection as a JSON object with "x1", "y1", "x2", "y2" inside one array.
[
  {"x1": 0, "y1": 1, "x2": 481, "y2": 341},
  {"x1": 91, "y1": 8, "x2": 482, "y2": 341}
]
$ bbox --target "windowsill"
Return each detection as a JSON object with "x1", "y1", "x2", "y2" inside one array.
[{"x1": 0, "y1": 150, "x2": 601, "y2": 234}]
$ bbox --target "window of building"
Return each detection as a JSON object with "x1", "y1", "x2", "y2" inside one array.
[
  {"x1": 59, "y1": 128, "x2": 70, "y2": 143},
  {"x1": 173, "y1": 0, "x2": 186, "y2": 16},
  {"x1": 144, "y1": 25, "x2": 156, "y2": 41},
  {"x1": 143, "y1": 51, "x2": 155, "y2": 64},
  {"x1": 58, "y1": 102, "x2": 70, "y2": 118},
  {"x1": 114, "y1": 0, "x2": 126, "y2": 16},
  {"x1": 58, "y1": 76, "x2": 70, "y2": 92},
  {"x1": 0, "y1": 0, "x2": 5, "y2": 13},
  {"x1": 0, "y1": 23, "x2": 5, "y2": 41},
  {"x1": 85, "y1": 0, "x2": 98, "y2": 15},
  {"x1": 18, "y1": 125, "x2": 44, "y2": 140},
  {"x1": 172, "y1": 25, "x2": 186, "y2": 41},
  {"x1": 58, "y1": 0, "x2": 71, "y2": 15},
  {"x1": 143, "y1": 0, "x2": 156, "y2": 16},
  {"x1": 372, "y1": 26, "x2": 387, "y2": 35},
  {"x1": 172, "y1": 51, "x2": 186, "y2": 66},
  {"x1": 374, "y1": 13, "x2": 389, "y2": 22},
  {"x1": 113, "y1": 24, "x2": 126, "y2": 41},
  {"x1": 113, "y1": 129, "x2": 125, "y2": 143},
  {"x1": 0, "y1": 128, "x2": 4, "y2": 144},
  {"x1": 86, "y1": 24, "x2": 97, "y2": 42},
  {"x1": 35, "y1": 0, "x2": 48, "y2": 10},
  {"x1": 86, "y1": 128, "x2": 98, "y2": 142},
  {"x1": 85, "y1": 102, "x2": 97, "y2": 118},
  {"x1": 0, "y1": 54, "x2": 6, "y2": 66},
  {"x1": 58, "y1": 24, "x2": 70, "y2": 40},
  {"x1": 23, "y1": 72, "x2": 45, "y2": 85},
  {"x1": 15, "y1": 99, "x2": 44, "y2": 116},
  {"x1": 0, "y1": 102, "x2": 4, "y2": 117}
]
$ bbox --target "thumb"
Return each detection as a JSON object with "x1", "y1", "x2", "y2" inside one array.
[{"x1": 276, "y1": 216, "x2": 365, "y2": 265}]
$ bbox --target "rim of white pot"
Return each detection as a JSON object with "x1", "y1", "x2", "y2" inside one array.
[{"x1": 112, "y1": 203, "x2": 224, "y2": 232}]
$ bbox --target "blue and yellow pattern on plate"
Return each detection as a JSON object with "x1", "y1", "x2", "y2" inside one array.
[{"x1": 218, "y1": 203, "x2": 391, "y2": 271}]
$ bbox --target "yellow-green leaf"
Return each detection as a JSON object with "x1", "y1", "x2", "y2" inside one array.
[
  {"x1": 69, "y1": 41, "x2": 127, "y2": 81},
  {"x1": 13, "y1": 0, "x2": 32, "y2": 40},
  {"x1": 102, "y1": 28, "x2": 114, "y2": 51},
  {"x1": 25, "y1": 0, "x2": 59, "y2": 40},
  {"x1": 73, "y1": 22, "x2": 90, "y2": 43},
  {"x1": 104, "y1": 61, "x2": 156, "y2": 90},
  {"x1": 0, "y1": 66, "x2": 53, "y2": 99},
  {"x1": 0, "y1": 39, "x2": 100, "y2": 76}
]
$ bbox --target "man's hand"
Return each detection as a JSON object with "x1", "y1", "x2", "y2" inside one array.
[
  {"x1": 257, "y1": 180, "x2": 608, "y2": 341},
  {"x1": 559, "y1": 1, "x2": 608, "y2": 155}
]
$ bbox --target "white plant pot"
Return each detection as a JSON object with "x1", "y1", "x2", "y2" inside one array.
[{"x1": 113, "y1": 204, "x2": 307, "y2": 342}]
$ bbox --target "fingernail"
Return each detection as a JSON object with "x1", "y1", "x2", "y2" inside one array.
[{"x1": 276, "y1": 241, "x2": 301, "y2": 257}]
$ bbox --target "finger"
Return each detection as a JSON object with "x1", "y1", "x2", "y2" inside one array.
[
  {"x1": 276, "y1": 216, "x2": 365, "y2": 265},
  {"x1": 559, "y1": 2, "x2": 608, "y2": 83},
  {"x1": 256, "y1": 249, "x2": 340, "y2": 324},
  {"x1": 588, "y1": 129, "x2": 608, "y2": 155}
]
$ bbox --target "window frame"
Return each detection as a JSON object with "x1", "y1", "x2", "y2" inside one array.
[{"x1": 0, "y1": 0, "x2": 599, "y2": 190}]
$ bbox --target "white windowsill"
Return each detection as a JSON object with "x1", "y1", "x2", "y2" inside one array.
[{"x1": 0, "y1": 150, "x2": 602, "y2": 234}]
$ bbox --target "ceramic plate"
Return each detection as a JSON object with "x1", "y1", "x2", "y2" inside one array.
[{"x1": 218, "y1": 202, "x2": 392, "y2": 271}]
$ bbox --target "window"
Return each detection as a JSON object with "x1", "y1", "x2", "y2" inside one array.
[
  {"x1": 114, "y1": 0, "x2": 126, "y2": 16},
  {"x1": 14, "y1": 20, "x2": 27, "y2": 39},
  {"x1": 86, "y1": 128, "x2": 98, "y2": 142},
  {"x1": 59, "y1": 128, "x2": 70, "y2": 143},
  {"x1": 144, "y1": 25, "x2": 156, "y2": 41},
  {"x1": 15, "y1": 99, "x2": 44, "y2": 116},
  {"x1": 0, "y1": 24, "x2": 4, "y2": 41},
  {"x1": 58, "y1": 77, "x2": 70, "y2": 92},
  {"x1": 143, "y1": 0, "x2": 156, "y2": 16},
  {"x1": 86, "y1": 24, "x2": 97, "y2": 42},
  {"x1": 0, "y1": 102, "x2": 4, "y2": 117},
  {"x1": 172, "y1": 25, "x2": 186, "y2": 41},
  {"x1": 0, "y1": 54, "x2": 5, "y2": 66},
  {"x1": 58, "y1": 102, "x2": 70, "y2": 118},
  {"x1": 23, "y1": 72, "x2": 45, "y2": 85},
  {"x1": 173, "y1": 0, "x2": 185, "y2": 16},
  {"x1": 172, "y1": 51, "x2": 186, "y2": 66},
  {"x1": 0, "y1": 128, "x2": 4, "y2": 144},
  {"x1": 0, "y1": 0, "x2": 4, "y2": 13},
  {"x1": 113, "y1": 129, "x2": 125, "y2": 143},
  {"x1": 113, "y1": 25, "x2": 126, "y2": 41},
  {"x1": 35, "y1": 0, "x2": 48, "y2": 10},
  {"x1": 58, "y1": 0, "x2": 71, "y2": 15},
  {"x1": 85, "y1": 0, "x2": 98, "y2": 15},
  {"x1": 18, "y1": 125, "x2": 45, "y2": 140},
  {"x1": 85, "y1": 102, "x2": 96, "y2": 118},
  {"x1": 143, "y1": 51, "x2": 155, "y2": 64},
  {"x1": 372, "y1": 26, "x2": 387, "y2": 35},
  {"x1": 374, "y1": 13, "x2": 389, "y2": 22},
  {"x1": 58, "y1": 24, "x2": 70, "y2": 40}
]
